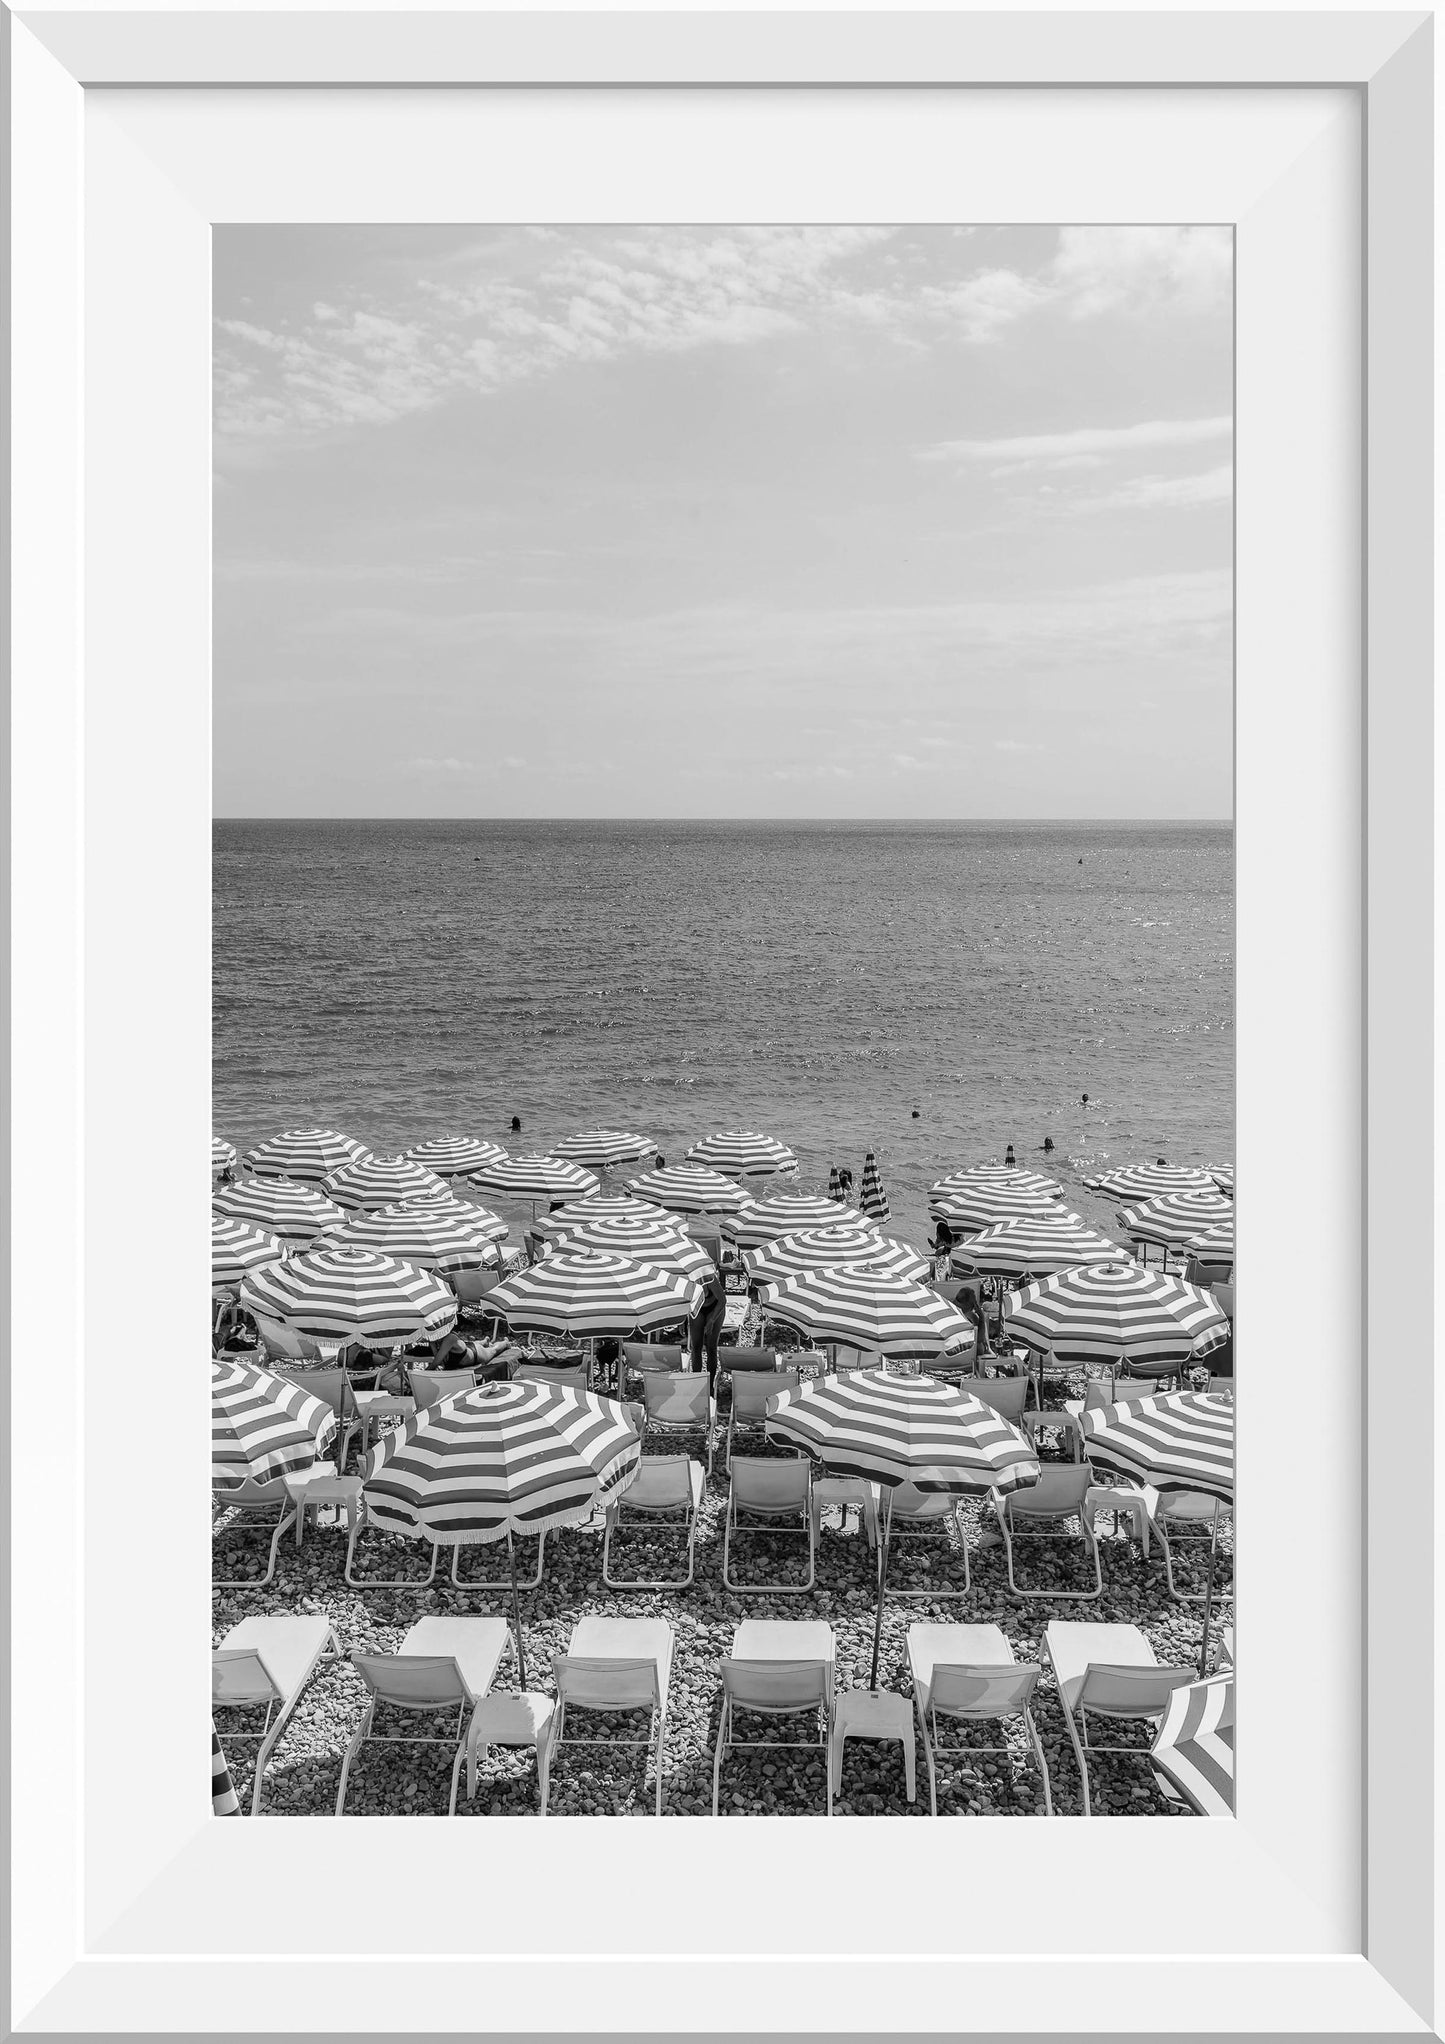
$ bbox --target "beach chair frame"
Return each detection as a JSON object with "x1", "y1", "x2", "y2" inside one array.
[
  {"x1": 888, "y1": 1490, "x2": 972, "y2": 1599},
  {"x1": 724, "y1": 1368, "x2": 799, "y2": 1470},
  {"x1": 212, "y1": 1479, "x2": 300, "y2": 1588},
  {"x1": 723, "y1": 1456, "x2": 815, "y2": 1594},
  {"x1": 544, "y1": 1655, "x2": 669, "y2": 1816},
  {"x1": 1042, "y1": 1629, "x2": 1199, "y2": 1816},
  {"x1": 212, "y1": 1619, "x2": 343, "y2": 1814},
  {"x1": 914, "y1": 1663, "x2": 1052, "y2": 1817},
  {"x1": 711, "y1": 1659, "x2": 834, "y2": 1816},
  {"x1": 642, "y1": 1371, "x2": 716, "y2": 1476},
  {"x1": 602, "y1": 1456, "x2": 704, "y2": 1589},
  {"x1": 336, "y1": 1654, "x2": 477, "y2": 1817},
  {"x1": 993, "y1": 1467, "x2": 1103, "y2": 1601},
  {"x1": 1153, "y1": 1494, "x2": 1233, "y2": 1603},
  {"x1": 449, "y1": 1527, "x2": 547, "y2": 1591},
  {"x1": 343, "y1": 1500, "x2": 441, "y2": 1588}
]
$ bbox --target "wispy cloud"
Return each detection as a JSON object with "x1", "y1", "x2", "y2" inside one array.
[
  {"x1": 923, "y1": 417, "x2": 1233, "y2": 468},
  {"x1": 1074, "y1": 463, "x2": 1233, "y2": 513}
]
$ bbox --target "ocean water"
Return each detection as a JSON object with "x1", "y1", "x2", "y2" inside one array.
[{"x1": 213, "y1": 819, "x2": 1234, "y2": 1248}]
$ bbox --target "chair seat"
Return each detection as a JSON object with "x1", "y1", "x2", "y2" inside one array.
[
  {"x1": 215, "y1": 1614, "x2": 335, "y2": 1707},
  {"x1": 906, "y1": 1622, "x2": 1013, "y2": 1707},
  {"x1": 401, "y1": 1615, "x2": 512, "y2": 1700},
  {"x1": 568, "y1": 1616, "x2": 674, "y2": 1704},
  {"x1": 732, "y1": 1619, "x2": 836, "y2": 1666},
  {"x1": 1043, "y1": 1620, "x2": 1157, "y2": 1712}
]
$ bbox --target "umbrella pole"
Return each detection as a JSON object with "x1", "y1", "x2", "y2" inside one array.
[
  {"x1": 507, "y1": 1532, "x2": 528, "y2": 1692},
  {"x1": 1197, "y1": 1505, "x2": 1220, "y2": 1679},
  {"x1": 868, "y1": 1489, "x2": 894, "y2": 1691}
]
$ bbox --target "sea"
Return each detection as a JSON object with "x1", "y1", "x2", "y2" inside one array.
[{"x1": 212, "y1": 819, "x2": 1234, "y2": 1249}]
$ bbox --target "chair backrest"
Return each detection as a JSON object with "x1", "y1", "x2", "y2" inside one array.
[
  {"x1": 350, "y1": 1650, "x2": 471, "y2": 1710},
  {"x1": 1077, "y1": 1661, "x2": 1198, "y2": 1718},
  {"x1": 515, "y1": 1362, "x2": 589, "y2": 1391},
  {"x1": 408, "y1": 1369, "x2": 473, "y2": 1411},
  {"x1": 718, "y1": 1347, "x2": 778, "y2": 1376},
  {"x1": 255, "y1": 1315, "x2": 330, "y2": 1363},
  {"x1": 731, "y1": 1370, "x2": 799, "y2": 1420},
  {"x1": 1212, "y1": 1282, "x2": 1235, "y2": 1319},
  {"x1": 452, "y1": 1267, "x2": 502, "y2": 1306},
  {"x1": 966, "y1": 1375, "x2": 1029, "y2": 1424},
  {"x1": 286, "y1": 1367, "x2": 348, "y2": 1419},
  {"x1": 626, "y1": 1455, "x2": 696, "y2": 1511},
  {"x1": 1009, "y1": 1464, "x2": 1092, "y2": 1517},
  {"x1": 214, "y1": 1473, "x2": 292, "y2": 1505},
  {"x1": 643, "y1": 1372, "x2": 712, "y2": 1425},
  {"x1": 722, "y1": 1657, "x2": 829, "y2": 1713},
  {"x1": 1153, "y1": 1490, "x2": 1224, "y2": 1526},
  {"x1": 731, "y1": 1454, "x2": 810, "y2": 1511},
  {"x1": 890, "y1": 1481, "x2": 956, "y2": 1522},
  {"x1": 553, "y1": 1654, "x2": 660, "y2": 1714},
  {"x1": 1082, "y1": 1378, "x2": 1160, "y2": 1412},
  {"x1": 212, "y1": 1646, "x2": 281, "y2": 1708},
  {"x1": 928, "y1": 1662, "x2": 1041, "y2": 1719},
  {"x1": 623, "y1": 1341, "x2": 683, "y2": 1376}
]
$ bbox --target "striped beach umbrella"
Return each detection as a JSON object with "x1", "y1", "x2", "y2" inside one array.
[
  {"x1": 1086, "y1": 1162, "x2": 1218, "y2": 1202},
  {"x1": 685, "y1": 1129, "x2": 798, "y2": 1179},
  {"x1": 860, "y1": 1150, "x2": 891, "y2": 1223},
  {"x1": 950, "y1": 1213, "x2": 1126, "y2": 1279},
  {"x1": 534, "y1": 1193, "x2": 669, "y2": 1242},
  {"x1": 1119, "y1": 1188, "x2": 1234, "y2": 1252},
  {"x1": 323, "y1": 1205, "x2": 503, "y2": 1275},
  {"x1": 627, "y1": 1162, "x2": 754, "y2": 1215},
  {"x1": 361, "y1": 1378, "x2": 640, "y2": 1690},
  {"x1": 213, "y1": 1176, "x2": 346, "y2": 1250},
  {"x1": 212, "y1": 1137, "x2": 237, "y2": 1180},
  {"x1": 1003, "y1": 1263, "x2": 1230, "y2": 1373},
  {"x1": 1208, "y1": 1165, "x2": 1234, "y2": 1195},
  {"x1": 544, "y1": 1215, "x2": 714, "y2": 1282},
  {"x1": 489, "y1": 1247, "x2": 702, "y2": 1337},
  {"x1": 724, "y1": 1194, "x2": 867, "y2": 1249},
  {"x1": 933, "y1": 1163, "x2": 1063, "y2": 1202},
  {"x1": 1150, "y1": 1674, "x2": 1234, "y2": 1815},
  {"x1": 745, "y1": 1224, "x2": 929, "y2": 1287},
  {"x1": 239, "y1": 1245, "x2": 457, "y2": 1349},
  {"x1": 324, "y1": 1153, "x2": 447, "y2": 1212},
  {"x1": 212, "y1": 1726, "x2": 241, "y2": 1816},
  {"x1": 767, "y1": 1369, "x2": 1039, "y2": 1686},
  {"x1": 245, "y1": 1127, "x2": 367, "y2": 1186},
  {"x1": 470, "y1": 1154, "x2": 601, "y2": 1205},
  {"x1": 211, "y1": 1354, "x2": 337, "y2": 1488},
  {"x1": 929, "y1": 1181, "x2": 1064, "y2": 1230},
  {"x1": 403, "y1": 1135, "x2": 507, "y2": 1177},
  {"x1": 212, "y1": 1212, "x2": 287, "y2": 1290},
  {"x1": 550, "y1": 1129, "x2": 653, "y2": 1168},
  {"x1": 756, "y1": 1265, "x2": 974, "y2": 1359},
  {"x1": 1186, "y1": 1214, "x2": 1235, "y2": 1262},
  {"x1": 396, "y1": 1186, "x2": 510, "y2": 1239}
]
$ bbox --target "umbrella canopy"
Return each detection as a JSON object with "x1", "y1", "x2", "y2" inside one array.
[
  {"x1": 213, "y1": 1175, "x2": 346, "y2": 1249},
  {"x1": 212, "y1": 1212, "x2": 287, "y2": 1289},
  {"x1": 756, "y1": 1264, "x2": 974, "y2": 1358},
  {"x1": 626, "y1": 1162, "x2": 753, "y2": 1215},
  {"x1": 324, "y1": 1153, "x2": 447, "y2": 1212},
  {"x1": 212, "y1": 1136, "x2": 237, "y2": 1179},
  {"x1": 1119, "y1": 1188, "x2": 1234, "y2": 1251},
  {"x1": 932, "y1": 1163, "x2": 1063, "y2": 1202},
  {"x1": 1150, "y1": 1674, "x2": 1234, "y2": 1816},
  {"x1": 396, "y1": 1186, "x2": 510, "y2": 1239},
  {"x1": 1186, "y1": 1214, "x2": 1235, "y2": 1262},
  {"x1": 550, "y1": 1129, "x2": 654, "y2": 1167},
  {"x1": 1208, "y1": 1165, "x2": 1234, "y2": 1194},
  {"x1": 1080, "y1": 1390, "x2": 1234, "y2": 1504},
  {"x1": 403, "y1": 1134, "x2": 507, "y2": 1177},
  {"x1": 534, "y1": 1192, "x2": 669, "y2": 1241},
  {"x1": 1086, "y1": 1162, "x2": 1218, "y2": 1202},
  {"x1": 929, "y1": 1182, "x2": 1064, "y2": 1230},
  {"x1": 1002, "y1": 1262, "x2": 1230, "y2": 1371},
  {"x1": 860, "y1": 1150, "x2": 890, "y2": 1223},
  {"x1": 323, "y1": 1205, "x2": 503, "y2": 1274},
  {"x1": 544, "y1": 1215, "x2": 714, "y2": 1282},
  {"x1": 745, "y1": 1224, "x2": 929, "y2": 1286},
  {"x1": 950, "y1": 1213, "x2": 1126, "y2": 1279},
  {"x1": 684, "y1": 1129, "x2": 798, "y2": 1179},
  {"x1": 470, "y1": 1154, "x2": 601, "y2": 1205},
  {"x1": 239, "y1": 1244, "x2": 458, "y2": 1348},
  {"x1": 211, "y1": 1354, "x2": 337, "y2": 1488},
  {"x1": 724, "y1": 1194, "x2": 869, "y2": 1249},
  {"x1": 488, "y1": 1247, "x2": 703, "y2": 1337},
  {"x1": 245, "y1": 1127, "x2": 367, "y2": 1185}
]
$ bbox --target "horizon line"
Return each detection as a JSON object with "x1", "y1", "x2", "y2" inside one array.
[{"x1": 212, "y1": 814, "x2": 1236, "y2": 827}]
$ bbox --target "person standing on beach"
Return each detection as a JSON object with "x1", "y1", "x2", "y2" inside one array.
[{"x1": 688, "y1": 1257, "x2": 727, "y2": 1387}]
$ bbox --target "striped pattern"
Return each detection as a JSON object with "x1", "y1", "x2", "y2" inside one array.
[
  {"x1": 395, "y1": 1187, "x2": 509, "y2": 1239},
  {"x1": 403, "y1": 1135, "x2": 507, "y2": 1177},
  {"x1": 212, "y1": 1137, "x2": 237, "y2": 1179},
  {"x1": 626, "y1": 1162, "x2": 754, "y2": 1215},
  {"x1": 213, "y1": 1176, "x2": 347, "y2": 1249},
  {"x1": 469, "y1": 1153, "x2": 601, "y2": 1203},
  {"x1": 745, "y1": 1225, "x2": 929, "y2": 1286},
  {"x1": 950, "y1": 1213, "x2": 1125, "y2": 1278},
  {"x1": 860, "y1": 1150, "x2": 890, "y2": 1223},
  {"x1": 245, "y1": 1127, "x2": 367, "y2": 1185},
  {"x1": 544, "y1": 1215, "x2": 714, "y2": 1281},
  {"x1": 724, "y1": 1194, "x2": 869, "y2": 1249},
  {"x1": 1186, "y1": 1214, "x2": 1235, "y2": 1261},
  {"x1": 756, "y1": 1265, "x2": 974, "y2": 1358},
  {"x1": 685, "y1": 1129, "x2": 798, "y2": 1178},
  {"x1": 361, "y1": 1378, "x2": 640, "y2": 1544},
  {"x1": 323, "y1": 1153, "x2": 447, "y2": 1212},
  {"x1": 929, "y1": 1181, "x2": 1064, "y2": 1230},
  {"x1": 238, "y1": 1245, "x2": 458, "y2": 1348},
  {"x1": 489, "y1": 1247, "x2": 703, "y2": 1337},
  {"x1": 550, "y1": 1129, "x2": 653, "y2": 1167},
  {"x1": 323, "y1": 1205, "x2": 503, "y2": 1274},
  {"x1": 1118, "y1": 1188, "x2": 1234, "y2": 1250},
  {"x1": 212, "y1": 1727, "x2": 240, "y2": 1816},
  {"x1": 534, "y1": 1193, "x2": 669, "y2": 1241},
  {"x1": 1086, "y1": 1162, "x2": 1218, "y2": 1202},
  {"x1": 766, "y1": 1369, "x2": 1040, "y2": 1495},
  {"x1": 932, "y1": 1163, "x2": 1063, "y2": 1202},
  {"x1": 1002, "y1": 1263, "x2": 1230, "y2": 1370},
  {"x1": 1150, "y1": 1674, "x2": 1235, "y2": 1817},
  {"x1": 212, "y1": 1212, "x2": 287, "y2": 1288},
  {"x1": 1208, "y1": 1165, "x2": 1234, "y2": 1194},
  {"x1": 211, "y1": 1355, "x2": 337, "y2": 1487},
  {"x1": 1081, "y1": 1391, "x2": 1234, "y2": 1503}
]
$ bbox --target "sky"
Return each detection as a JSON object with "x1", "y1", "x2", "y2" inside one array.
[{"x1": 213, "y1": 224, "x2": 1233, "y2": 819}]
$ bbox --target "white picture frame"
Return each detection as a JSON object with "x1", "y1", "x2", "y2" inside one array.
[{"x1": 4, "y1": 8, "x2": 1435, "y2": 2037}]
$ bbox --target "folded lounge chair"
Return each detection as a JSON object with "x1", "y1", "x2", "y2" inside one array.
[
  {"x1": 1041, "y1": 1620, "x2": 1198, "y2": 1815},
  {"x1": 212, "y1": 1613, "x2": 343, "y2": 1813},
  {"x1": 545, "y1": 1616, "x2": 674, "y2": 1816},
  {"x1": 336, "y1": 1615, "x2": 513, "y2": 1816},
  {"x1": 907, "y1": 1622, "x2": 1052, "y2": 1816}
]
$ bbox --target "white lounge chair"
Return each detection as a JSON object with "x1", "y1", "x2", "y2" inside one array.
[
  {"x1": 723, "y1": 1455, "x2": 815, "y2": 1594},
  {"x1": 212, "y1": 1613, "x2": 342, "y2": 1813},
  {"x1": 992, "y1": 1465, "x2": 1102, "y2": 1600},
  {"x1": 712, "y1": 1620, "x2": 836, "y2": 1816},
  {"x1": 602, "y1": 1454, "x2": 705, "y2": 1588},
  {"x1": 906, "y1": 1622, "x2": 1051, "y2": 1816},
  {"x1": 212, "y1": 1475, "x2": 303, "y2": 1587},
  {"x1": 546, "y1": 1616, "x2": 674, "y2": 1816},
  {"x1": 336, "y1": 1615, "x2": 513, "y2": 1816},
  {"x1": 1042, "y1": 1620, "x2": 1198, "y2": 1815},
  {"x1": 642, "y1": 1371, "x2": 717, "y2": 1475}
]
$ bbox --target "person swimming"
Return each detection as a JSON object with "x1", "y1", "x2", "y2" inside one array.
[
  {"x1": 510, "y1": 1115, "x2": 522, "y2": 1133},
  {"x1": 1043, "y1": 1136, "x2": 1055, "y2": 1153}
]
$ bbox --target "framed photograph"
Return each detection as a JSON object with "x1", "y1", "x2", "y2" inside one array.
[{"x1": 6, "y1": 9, "x2": 1434, "y2": 2038}]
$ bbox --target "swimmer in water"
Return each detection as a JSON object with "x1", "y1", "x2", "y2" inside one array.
[
  {"x1": 510, "y1": 1115, "x2": 522, "y2": 1133},
  {"x1": 1043, "y1": 1136, "x2": 1055, "y2": 1153}
]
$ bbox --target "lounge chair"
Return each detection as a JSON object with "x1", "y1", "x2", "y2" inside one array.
[
  {"x1": 512, "y1": 1359, "x2": 590, "y2": 1392},
  {"x1": 449, "y1": 1526, "x2": 547, "y2": 1591},
  {"x1": 336, "y1": 1615, "x2": 513, "y2": 1816},
  {"x1": 906, "y1": 1622, "x2": 1052, "y2": 1816},
  {"x1": 337, "y1": 1373, "x2": 415, "y2": 1473},
  {"x1": 725, "y1": 1368, "x2": 799, "y2": 1469},
  {"x1": 642, "y1": 1371, "x2": 716, "y2": 1475},
  {"x1": 546, "y1": 1616, "x2": 674, "y2": 1815},
  {"x1": 1041, "y1": 1620, "x2": 1198, "y2": 1815},
  {"x1": 812, "y1": 1475, "x2": 879, "y2": 1551},
  {"x1": 888, "y1": 1482, "x2": 971, "y2": 1597},
  {"x1": 621, "y1": 1341, "x2": 685, "y2": 1392},
  {"x1": 212, "y1": 1475, "x2": 302, "y2": 1587},
  {"x1": 1150, "y1": 1491, "x2": 1232, "y2": 1602},
  {"x1": 723, "y1": 1455, "x2": 815, "y2": 1594},
  {"x1": 712, "y1": 1619, "x2": 836, "y2": 1815},
  {"x1": 407, "y1": 1367, "x2": 476, "y2": 1412},
  {"x1": 342, "y1": 1494, "x2": 442, "y2": 1589},
  {"x1": 212, "y1": 1613, "x2": 342, "y2": 1813},
  {"x1": 992, "y1": 1465, "x2": 1102, "y2": 1600},
  {"x1": 602, "y1": 1455, "x2": 706, "y2": 1589}
]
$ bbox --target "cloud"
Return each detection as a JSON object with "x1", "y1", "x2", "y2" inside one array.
[
  {"x1": 917, "y1": 268, "x2": 1050, "y2": 342},
  {"x1": 923, "y1": 417, "x2": 1233, "y2": 467},
  {"x1": 1074, "y1": 463, "x2": 1233, "y2": 512},
  {"x1": 401, "y1": 756, "x2": 476, "y2": 774},
  {"x1": 1050, "y1": 225, "x2": 1232, "y2": 319}
]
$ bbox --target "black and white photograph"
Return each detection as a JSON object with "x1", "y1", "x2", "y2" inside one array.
[{"x1": 210, "y1": 221, "x2": 1235, "y2": 1822}]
